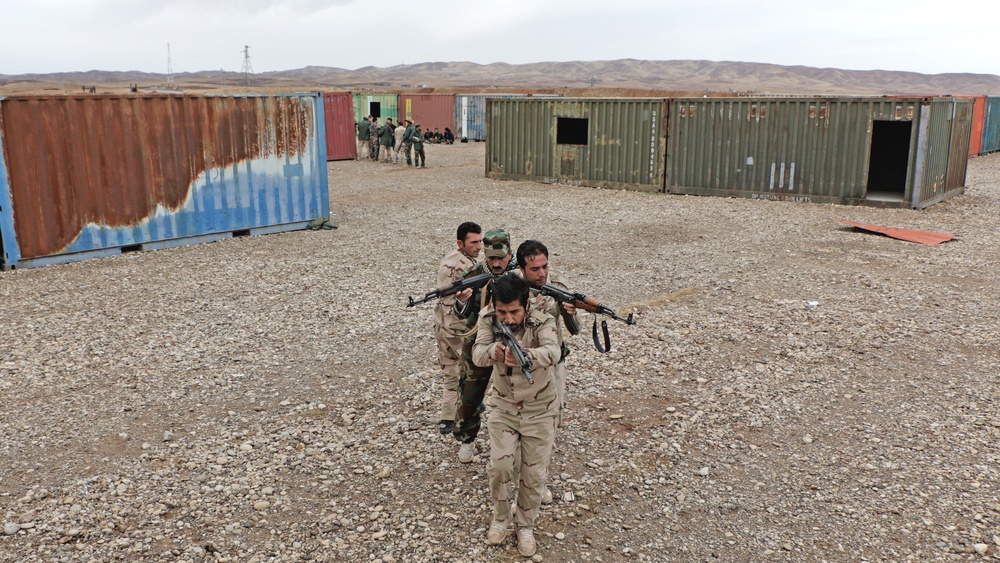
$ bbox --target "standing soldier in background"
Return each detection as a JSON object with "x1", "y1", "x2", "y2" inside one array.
[
  {"x1": 432, "y1": 222, "x2": 484, "y2": 435},
  {"x1": 393, "y1": 120, "x2": 407, "y2": 163},
  {"x1": 379, "y1": 118, "x2": 395, "y2": 162},
  {"x1": 355, "y1": 115, "x2": 371, "y2": 160},
  {"x1": 368, "y1": 117, "x2": 381, "y2": 161},
  {"x1": 407, "y1": 123, "x2": 426, "y2": 168},
  {"x1": 401, "y1": 119, "x2": 415, "y2": 166},
  {"x1": 451, "y1": 228, "x2": 516, "y2": 463}
]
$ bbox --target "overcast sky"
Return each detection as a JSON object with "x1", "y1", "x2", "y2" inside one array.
[{"x1": 0, "y1": 0, "x2": 995, "y2": 76}]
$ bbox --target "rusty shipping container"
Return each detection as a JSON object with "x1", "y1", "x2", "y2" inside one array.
[
  {"x1": 322, "y1": 91, "x2": 358, "y2": 160},
  {"x1": 0, "y1": 93, "x2": 330, "y2": 270},
  {"x1": 351, "y1": 93, "x2": 399, "y2": 124},
  {"x1": 397, "y1": 93, "x2": 455, "y2": 137},
  {"x1": 485, "y1": 97, "x2": 668, "y2": 192},
  {"x1": 980, "y1": 96, "x2": 1000, "y2": 154},
  {"x1": 667, "y1": 96, "x2": 972, "y2": 208},
  {"x1": 968, "y1": 95, "x2": 986, "y2": 157}
]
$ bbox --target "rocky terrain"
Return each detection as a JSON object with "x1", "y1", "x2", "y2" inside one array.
[
  {"x1": 3, "y1": 59, "x2": 1000, "y2": 96},
  {"x1": 1, "y1": 143, "x2": 999, "y2": 562}
]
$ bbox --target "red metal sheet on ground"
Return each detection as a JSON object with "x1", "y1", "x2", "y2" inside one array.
[{"x1": 836, "y1": 218, "x2": 954, "y2": 245}]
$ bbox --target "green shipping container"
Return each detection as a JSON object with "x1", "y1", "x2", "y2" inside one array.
[
  {"x1": 486, "y1": 98, "x2": 668, "y2": 192},
  {"x1": 667, "y1": 97, "x2": 972, "y2": 208},
  {"x1": 351, "y1": 93, "x2": 399, "y2": 124}
]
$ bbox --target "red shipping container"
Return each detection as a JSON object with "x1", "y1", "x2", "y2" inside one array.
[
  {"x1": 397, "y1": 94, "x2": 455, "y2": 139},
  {"x1": 323, "y1": 91, "x2": 358, "y2": 161}
]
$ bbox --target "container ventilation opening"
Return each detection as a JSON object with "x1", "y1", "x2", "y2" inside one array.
[
  {"x1": 556, "y1": 117, "x2": 588, "y2": 145},
  {"x1": 369, "y1": 102, "x2": 381, "y2": 119},
  {"x1": 866, "y1": 120, "x2": 912, "y2": 201}
]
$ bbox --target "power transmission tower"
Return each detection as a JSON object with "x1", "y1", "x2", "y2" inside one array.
[
  {"x1": 166, "y1": 43, "x2": 175, "y2": 88},
  {"x1": 240, "y1": 45, "x2": 255, "y2": 86}
]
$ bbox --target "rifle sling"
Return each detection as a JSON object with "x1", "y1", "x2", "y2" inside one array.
[{"x1": 592, "y1": 318, "x2": 611, "y2": 353}]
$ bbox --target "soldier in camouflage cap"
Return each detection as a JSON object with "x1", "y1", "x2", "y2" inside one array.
[
  {"x1": 451, "y1": 227, "x2": 516, "y2": 463},
  {"x1": 432, "y1": 222, "x2": 484, "y2": 436}
]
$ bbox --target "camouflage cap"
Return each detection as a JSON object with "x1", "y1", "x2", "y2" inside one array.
[{"x1": 483, "y1": 228, "x2": 511, "y2": 258}]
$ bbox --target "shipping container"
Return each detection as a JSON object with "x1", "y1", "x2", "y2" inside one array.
[
  {"x1": 455, "y1": 94, "x2": 526, "y2": 141},
  {"x1": 397, "y1": 94, "x2": 455, "y2": 138},
  {"x1": 351, "y1": 93, "x2": 399, "y2": 125},
  {"x1": 484, "y1": 95, "x2": 971, "y2": 208},
  {"x1": 322, "y1": 91, "x2": 358, "y2": 160},
  {"x1": 485, "y1": 97, "x2": 667, "y2": 192},
  {"x1": 667, "y1": 96, "x2": 971, "y2": 208},
  {"x1": 981, "y1": 96, "x2": 1000, "y2": 154},
  {"x1": 967, "y1": 95, "x2": 986, "y2": 157},
  {"x1": 0, "y1": 93, "x2": 329, "y2": 270}
]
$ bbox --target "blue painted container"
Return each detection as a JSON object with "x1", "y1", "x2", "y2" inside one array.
[
  {"x1": 0, "y1": 93, "x2": 330, "y2": 270},
  {"x1": 980, "y1": 96, "x2": 1000, "y2": 154}
]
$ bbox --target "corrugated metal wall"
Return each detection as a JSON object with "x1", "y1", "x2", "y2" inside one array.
[
  {"x1": 911, "y1": 98, "x2": 972, "y2": 208},
  {"x1": 668, "y1": 97, "x2": 968, "y2": 207},
  {"x1": 486, "y1": 98, "x2": 667, "y2": 192},
  {"x1": 0, "y1": 93, "x2": 329, "y2": 270},
  {"x1": 981, "y1": 96, "x2": 1000, "y2": 154},
  {"x1": 455, "y1": 94, "x2": 527, "y2": 141},
  {"x1": 455, "y1": 95, "x2": 486, "y2": 141},
  {"x1": 398, "y1": 94, "x2": 454, "y2": 135},
  {"x1": 352, "y1": 93, "x2": 399, "y2": 124},
  {"x1": 668, "y1": 97, "x2": 931, "y2": 205},
  {"x1": 323, "y1": 91, "x2": 358, "y2": 161}
]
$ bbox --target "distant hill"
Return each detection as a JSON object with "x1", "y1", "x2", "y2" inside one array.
[{"x1": 3, "y1": 59, "x2": 1000, "y2": 96}]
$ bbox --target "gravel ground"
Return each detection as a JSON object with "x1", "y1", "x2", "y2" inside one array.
[{"x1": 1, "y1": 142, "x2": 999, "y2": 562}]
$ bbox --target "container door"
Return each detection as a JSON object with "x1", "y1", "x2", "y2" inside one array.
[{"x1": 865, "y1": 120, "x2": 913, "y2": 203}]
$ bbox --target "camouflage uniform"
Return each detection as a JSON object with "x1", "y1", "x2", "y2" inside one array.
[
  {"x1": 393, "y1": 124, "x2": 406, "y2": 163},
  {"x1": 401, "y1": 122, "x2": 415, "y2": 165},
  {"x1": 378, "y1": 121, "x2": 395, "y2": 162},
  {"x1": 451, "y1": 258, "x2": 517, "y2": 445},
  {"x1": 368, "y1": 119, "x2": 381, "y2": 161},
  {"x1": 411, "y1": 125, "x2": 426, "y2": 168},
  {"x1": 355, "y1": 118, "x2": 371, "y2": 160},
  {"x1": 526, "y1": 270, "x2": 577, "y2": 427},
  {"x1": 452, "y1": 262, "x2": 500, "y2": 444},
  {"x1": 433, "y1": 248, "x2": 479, "y2": 423},
  {"x1": 472, "y1": 303, "x2": 560, "y2": 528}
]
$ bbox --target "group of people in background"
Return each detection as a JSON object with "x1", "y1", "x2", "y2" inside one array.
[
  {"x1": 423, "y1": 126, "x2": 455, "y2": 144},
  {"x1": 355, "y1": 115, "x2": 429, "y2": 167}
]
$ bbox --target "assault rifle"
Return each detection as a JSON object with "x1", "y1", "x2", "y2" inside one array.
[
  {"x1": 536, "y1": 283, "x2": 636, "y2": 353},
  {"x1": 493, "y1": 320, "x2": 534, "y2": 384},
  {"x1": 407, "y1": 271, "x2": 493, "y2": 307}
]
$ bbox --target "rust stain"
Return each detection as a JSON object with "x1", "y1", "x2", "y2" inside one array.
[
  {"x1": 1, "y1": 95, "x2": 313, "y2": 258},
  {"x1": 836, "y1": 218, "x2": 955, "y2": 245}
]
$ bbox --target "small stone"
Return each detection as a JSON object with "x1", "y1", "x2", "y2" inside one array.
[
  {"x1": 253, "y1": 501, "x2": 271, "y2": 511},
  {"x1": 3, "y1": 523, "x2": 19, "y2": 536},
  {"x1": 698, "y1": 467, "x2": 709, "y2": 476},
  {"x1": 974, "y1": 544, "x2": 988, "y2": 555},
  {"x1": 163, "y1": 431, "x2": 174, "y2": 442},
  {"x1": 555, "y1": 531, "x2": 566, "y2": 540},
  {"x1": 609, "y1": 414, "x2": 623, "y2": 420},
  {"x1": 802, "y1": 435, "x2": 813, "y2": 444},
  {"x1": 532, "y1": 555, "x2": 543, "y2": 562}
]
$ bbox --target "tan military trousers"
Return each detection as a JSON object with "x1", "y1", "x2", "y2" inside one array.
[
  {"x1": 487, "y1": 405, "x2": 557, "y2": 528},
  {"x1": 433, "y1": 324, "x2": 464, "y2": 421}
]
